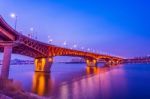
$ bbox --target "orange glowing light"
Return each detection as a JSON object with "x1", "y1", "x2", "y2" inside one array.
[{"x1": 48, "y1": 57, "x2": 52, "y2": 62}]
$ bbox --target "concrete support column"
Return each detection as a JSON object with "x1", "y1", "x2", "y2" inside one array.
[
  {"x1": 106, "y1": 59, "x2": 120, "y2": 66},
  {"x1": 86, "y1": 58, "x2": 97, "y2": 67},
  {"x1": 1, "y1": 45, "x2": 13, "y2": 78},
  {"x1": 34, "y1": 57, "x2": 53, "y2": 73},
  {"x1": 106, "y1": 59, "x2": 114, "y2": 66}
]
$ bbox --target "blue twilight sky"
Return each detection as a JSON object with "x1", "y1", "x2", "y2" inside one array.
[{"x1": 0, "y1": 0, "x2": 150, "y2": 58}]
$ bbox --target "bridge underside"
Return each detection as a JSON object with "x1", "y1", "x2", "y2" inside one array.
[
  {"x1": 0, "y1": 45, "x2": 122, "y2": 73},
  {"x1": 0, "y1": 43, "x2": 45, "y2": 58},
  {"x1": 0, "y1": 42, "x2": 122, "y2": 74},
  {"x1": 13, "y1": 43, "x2": 46, "y2": 58}
]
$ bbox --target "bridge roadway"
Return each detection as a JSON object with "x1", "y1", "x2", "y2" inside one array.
[{"x1": 0, "y1": 15, "x2": 123, "y2": 78}]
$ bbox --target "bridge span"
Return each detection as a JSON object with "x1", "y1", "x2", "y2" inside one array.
[{"x1": 0, "y1": 15, "x2": 123, "y2": 77}]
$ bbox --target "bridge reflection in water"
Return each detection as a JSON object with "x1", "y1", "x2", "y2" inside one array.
[
  {"x1": 31, "y1": 64, "x2": 127, "y2": 99},
  {"x1": 32, "y1": 72, "x2": 53, "y2": 96}
]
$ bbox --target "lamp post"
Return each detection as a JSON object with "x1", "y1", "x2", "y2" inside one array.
[
  {"x1": 73, "y1": 44, "x2": 77, "y2": 49},
  {"x1": 30, "y1": 27, "x2": 34, "y2": 38},
  {"x1": 48, "y1": 35, "x2": 53, "y2": 44},
  {"x1": 81, "y1": 47, "x2": 84, "y2": 50},
  {"x1": 87, "y1": 48, "x2": 90, "y2": 52},
  {"x1": 10, "y1": 13, "x2": 17, "y2": 30},
  {"x1": 63, "y1": 41, "x2": 67, "y2": 47},
  {"x1": 48, "y1": 39, "x2": 53, "y2": 44},
  {"x1": 35, "y1": 32, "x2": 38, "y2": 40}
]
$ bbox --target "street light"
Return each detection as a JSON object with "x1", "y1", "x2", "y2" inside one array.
[
  {"x1": 30, "y1": 27, "x2": 34, "y2": 38},
  {"x1": 48, "y1": 39, "x2": 53, "y2": 44},
  {"x1": 30, "y1": 27, "x2": 34, "y2": 31},
  {"x1": 63, "y1": 41, "x2": 67, "y2": 46},
  {"x1": 81, "y1": 47, "x2": 84, "y2": 50},
  {"x1": 73, "y1": 44, "x2": 77, "y2": 48},
  {"x1": 10, "y1": 13, "x2": 17, "y2": 30},
  {"x1": 87, "y1": 48, "x2": 90, "y2": 51},
  {"x1": 35, "y1": 32, "x2": 38, "y2": 40},
  {"x1": 48, "y1": 35, "x2": 53, "y2": 43}
]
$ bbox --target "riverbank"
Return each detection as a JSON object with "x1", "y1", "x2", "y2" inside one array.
[{"x1": 0, "y1": 78, "x2": 46, "y2": 99}]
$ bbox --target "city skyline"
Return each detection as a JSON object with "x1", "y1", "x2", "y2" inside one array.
[{"x1": 0, "y1": 0, "x2": 150, "y2": 58}]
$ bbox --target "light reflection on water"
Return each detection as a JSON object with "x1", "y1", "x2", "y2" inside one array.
[
  {"x1": 32, "y1": 72, "x2": 54, "y2": 96},
  {"x1": 1, "y1": 63, "x2": 150, "y2": 99}
]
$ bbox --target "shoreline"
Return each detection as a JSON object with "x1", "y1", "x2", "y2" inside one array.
[{"x1": 0, "y1": 78, "x2": 47, "y2": 99}]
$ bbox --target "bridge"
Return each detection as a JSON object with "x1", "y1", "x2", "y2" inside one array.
[{"x1": 0, "y1": 15, "x2": 123, "y2": 77}]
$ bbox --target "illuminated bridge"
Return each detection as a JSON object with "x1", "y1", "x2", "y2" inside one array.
[{"x1": 0, "y1": 15, "x2": 123, "y2": 76}]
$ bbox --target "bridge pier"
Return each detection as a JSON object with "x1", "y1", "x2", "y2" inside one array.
[
  {"x1": 86, "y1": 59, "x2": 97, "y2": 67},
  {"x1": 34, "y1": 57, "x2": 53, "y2": 73},
  {"x1": 1, "y1": 44, "x2": 13, "y2": 78},
  {"x1": 106, "y1": 59, "x2": 121, "y2": 66}
]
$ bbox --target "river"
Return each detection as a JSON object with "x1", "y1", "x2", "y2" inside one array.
[{"x1": 0, "y1": 63, "x2": 150, "y2": 99}]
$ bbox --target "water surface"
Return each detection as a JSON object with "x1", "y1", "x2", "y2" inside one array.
[{"x1": 0, "y1": 63, "x2": 150, "y2": 99}]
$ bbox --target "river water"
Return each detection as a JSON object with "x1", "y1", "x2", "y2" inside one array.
[{"x1": 0, "y1": 63, "x2": 150, "y2": 99}]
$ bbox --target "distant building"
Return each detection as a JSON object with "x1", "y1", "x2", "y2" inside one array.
[
  {"x1": 0, "y1": 59, "x2": 34, "y2": 65},
  {"x1": 124, "y1": 56, "x2": 150, "y2": 63},
  {"x1": 70, "y1": 58, "x2": 85, "y2": 63}
]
